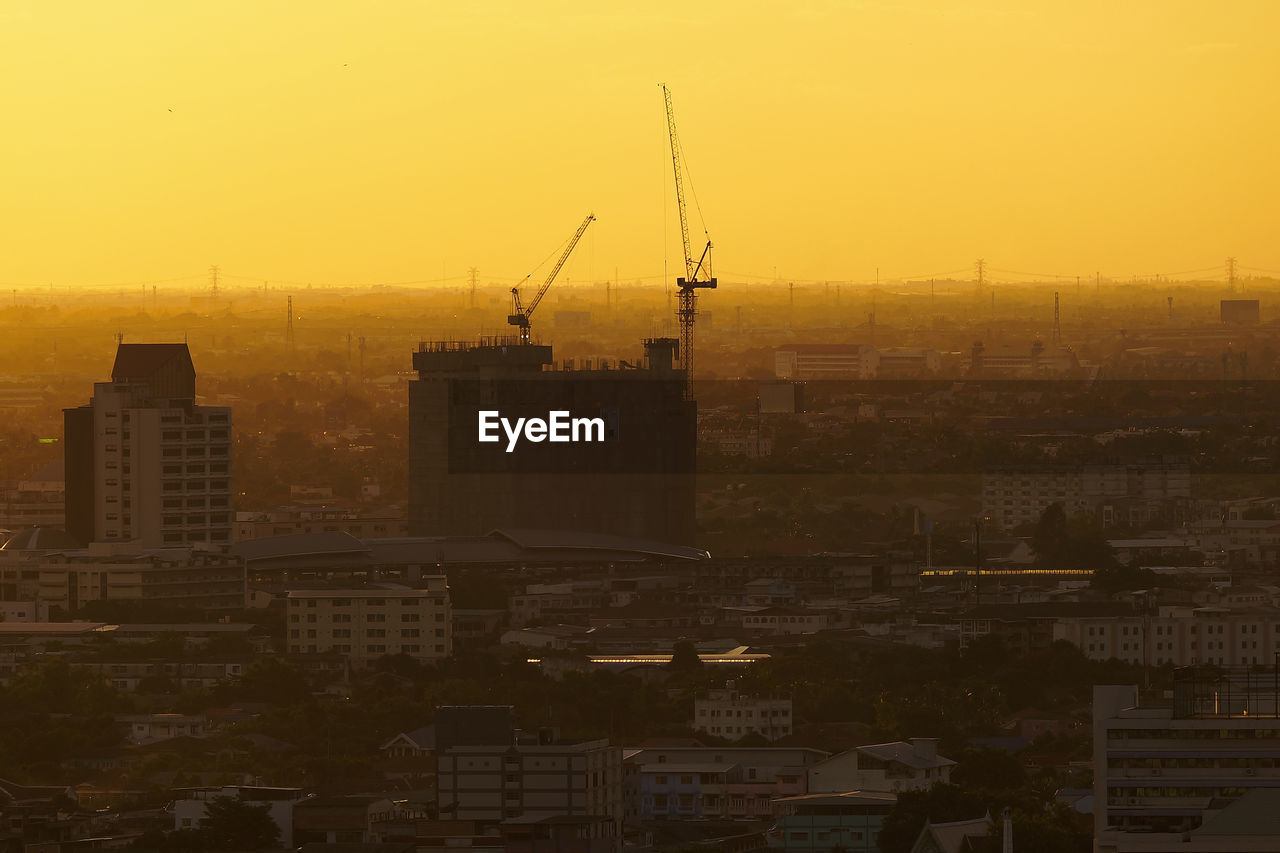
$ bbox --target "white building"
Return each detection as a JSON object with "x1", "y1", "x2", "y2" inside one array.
[
  {"x1": 63, "y1": 343, "x2": 232, "y2": 548},
  {"x1": 807, "y1": 739, "x2": 954, "y2": 794},
  {"x1": 286, "y1": 581, "x2": 451, "y2": 668},
  {"x1": 173, "y1": 786, "x2": 306, "y2": 847},
  {"x1": 1094, "y1": 676, "x2": 1280, "y2": 850},
  {"x1": 693, "y1": 683, "x2": 793, "y2": 742},
  {"x1": 434, "y1": 706, "x2": 622, "y2": 847}
]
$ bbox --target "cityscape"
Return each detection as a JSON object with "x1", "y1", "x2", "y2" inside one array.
[{"x1": 2, "y1": 3, "x2": 1279, "y2": 853}]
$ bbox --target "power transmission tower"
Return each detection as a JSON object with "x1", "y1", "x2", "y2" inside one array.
[
  {"x1": 468, "y1": 267, "x2": 479, "y2": 308},
  {"x1": 1052, "y1": 292, "x2": 1061, "y2": 344},
  {"x1": 286, "y1": 296, "x2": 295, "y2": 351},
  {"x1": 975, "y1": 258, "x2": 985, "y2": 293},
  {"x1": 1227, "y1": 257, "x2": 1238, "y2": 291},
  {"x1": 208, "y1": 265, "x2": 220, "y2": 301}
]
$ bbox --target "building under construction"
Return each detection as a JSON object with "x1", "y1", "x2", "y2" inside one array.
[{"x1": 408, "y1": 337, "x2": 696, "y2": 546}]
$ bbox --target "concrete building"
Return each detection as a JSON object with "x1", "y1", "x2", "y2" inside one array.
[
  {"x1": 1094, "y1": 673, "x2": 1280, "y2": 849},
  {"x1": 775, "y1": 344, "x2": 878, "y2": 380},
  {"x1": 1220, "y1": 299, "x2": 1260, "y2": 325},
  {"x1": 807, "y1": 740, "x2": 953, "y2": 794},
  {"x1": 286, "y1": 582, "x2": 451, "y2": 668},
  {"x1": 408, "y1": 337, "x2": 695, "y2": 545},
  {"x1": 692, "y1": 683, "x2": 793, "y2": 742},
  {"x1": 982, "y1": 458, "x2": 1191, "y2": 530},
  {"x1": 173, "y1": 785, "x2": 306, "y2": 847},
  {"x1": 433, "y1": 706, "x2": 622, "y2": 848},
  {"x1": 772, "y1": 791, "x2": 896, "y2": 852},
  {"x1": 64, "y1": 344, "x2": 232, "y2": 547},
  {"x1": 626, "y1": 746, "x2": 825, "y2": 821}
]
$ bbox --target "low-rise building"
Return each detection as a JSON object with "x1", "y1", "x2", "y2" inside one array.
[
  {"x1": 773, "y1": 791, "x2": 896, "y2": 852},
  {"x1": 286, "y1": 581, "x2": 451, "y2": 668},
  {"x1": 692, "y1": 684, "x2": 792, "y2": 742},
  {"x1": 808, "y1": 739, "x2": 953, "y2": 794},
  {"x1": 434, "y1": 706, "x2": 622, "y2": 848}
]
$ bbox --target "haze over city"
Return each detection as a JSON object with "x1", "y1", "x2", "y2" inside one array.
[
  {"x1": 2, "y1": 1, "x2": 1279, "y2": 288},
  {"x1": 4, "y1": 4, "x2": 1280, "y2": 853}
]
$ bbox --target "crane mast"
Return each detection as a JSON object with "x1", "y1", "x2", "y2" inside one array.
[
  {"x1": 662, "y1": 84, "x2": 716, "y2": 401},
  {"x1": 508, "y1": 213, "x2": 595, "y2": 344}
]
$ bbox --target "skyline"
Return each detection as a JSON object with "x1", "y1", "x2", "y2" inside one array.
[{"x1": 1, "y1": 1, "x2": 1278, "y2": 287}]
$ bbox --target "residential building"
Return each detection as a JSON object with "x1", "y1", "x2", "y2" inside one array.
[
  {"x1": 1094, "y1": 673, "x2": 1280, "y2": 849},
  {"x1": 434, "y1": 706, "x2": 622, "y2": 849},
  {"x1": 29, "y1": 543, "x2": 246, "y2": 614},
  {"x1": 627, "y1": 747, "x2": 825, "y2": 821},
  {"x1": 808, "y1": 739, "x2": 954, "y2": 794},
  {"x1": 772, "y1": 791, "x2": 896, "y2": 852},
  {"x1": 173, "y1": 786, "x2": 306, "y2": 847},
  {"x1": 692, "y1": 683, "x2": 793, "y2": 742},
  {"x1": 63, "y1": 343, "x2": 232, "y2": 547},
  {"x1": 435, "y1": 701, "x2": 624, "y2": 845},
  {"x1": 982, "y1": 458, "x2": 1191, "y2": 530},
  {"x1": 286, "y1": 582, "x2": 451, "y2": 668}
]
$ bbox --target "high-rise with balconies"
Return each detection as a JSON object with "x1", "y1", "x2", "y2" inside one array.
[{"x1": 64, "y1": 343, "x2": 232, "y2": 548}]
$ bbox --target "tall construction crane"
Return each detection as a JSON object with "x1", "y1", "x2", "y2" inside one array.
[
  {"x1": 662, "y1": 84, "x2": 717, "y2": 401},
  {"x1": 508, "y1": 213, "x2": 595, "y2": 344}
]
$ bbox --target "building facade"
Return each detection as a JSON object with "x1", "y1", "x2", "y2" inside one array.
[
  {"x1": 64, "y1": 343, "x2": 232, "y2": 547},
  {"x1": 434, "y1": 706, "x2": 622, "y2": 849},
  {"x1": 286, "y1": 583, "x2": 451, "y2": 667},
  {"x1": 692, "y1": 684, "x2": 793, "y2": 742},
  {"x1": 1094, "y1": 674, "x2": 1280, "y2": 849},
  {"x1": 408, "y1": 338, "x2": 696, "y2": 545}
]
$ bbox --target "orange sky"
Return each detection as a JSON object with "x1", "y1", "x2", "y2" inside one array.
[{"x1": 0, "y1": 1, "x2": 1277, "y2": 290}]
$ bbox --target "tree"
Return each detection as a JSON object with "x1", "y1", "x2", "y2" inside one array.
[
  {"x1": 667, "y1": 640, "x2": 703, "y2": 672},
  {"x1": 877, "y1": 784, "x2": 986, "y2": 853},
  {"x1": 199, "y1": 796, "x2": 280, "y2": 851},
  {"x1": 1031, "y1": 502, "x2": 1118, "y2": 569}
]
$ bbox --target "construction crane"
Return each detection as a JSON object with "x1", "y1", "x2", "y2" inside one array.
[
  {"x1": 662, "y1": 84, "x2": 717, "y2": 401},
  {"x1": 508, "y1": 213, "x2": 595, "y2": 344}
]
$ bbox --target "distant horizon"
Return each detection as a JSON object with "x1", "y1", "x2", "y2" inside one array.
[{"x1": 1, "y1": 2, "x2": 1277, "y2": 287}]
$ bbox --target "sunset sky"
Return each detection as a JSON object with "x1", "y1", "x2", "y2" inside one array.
[{"x1": 1, "y1": 1, "x2": 1277, "y2": 290}]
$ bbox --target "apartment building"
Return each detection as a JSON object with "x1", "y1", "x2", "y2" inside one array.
[
  {"x1": 982, "y1": 459, "x2": 1190, "y2": 530},
  {"x1": 1056, "y1": 605, "x2": 1280, "y2": 668},
  {"x1": 1094, "y1": 673, "x2": 1280, "y2": 850},
  {"x1": 286, "y1": 581, "x2": 451, "y2": 668},
  {"x1": 24, "y1": 544, "x2": 246, "y2": 614},
  {"x1": 64, "y1": 343, "x2": 232, "y2": 547},
  {"x1": 692, "y1": 683, "x2": 793, "y2": 742},
  {"x1": 434, "y1": 706, "x2": 622, "y2": 849},
  {"x1": 627, "y1": 747, "x2": 826, "y2": 821}
]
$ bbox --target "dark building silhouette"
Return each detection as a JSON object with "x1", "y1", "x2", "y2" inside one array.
[
  {"x1": 1221, "y1": 299, "x2": 1260, "y2": 325},
  {"x1": 64, "y1": 343, "x2": 232, "y2": 547},
  {"x1": 408, "y1": 337, "x2": 696, "y2": 545}
]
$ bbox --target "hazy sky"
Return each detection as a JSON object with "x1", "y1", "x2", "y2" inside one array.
[{"x1": 1, "y1": 1, "x2": 1277, "y2": 290}]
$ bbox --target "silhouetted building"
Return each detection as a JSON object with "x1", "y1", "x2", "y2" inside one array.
[
  {"x1": 64, "y1": 343, "x2": 232, "y2": 547},
  {"x1": 408, "y1": 337, "x2": 695, "y2": 545},
  {"x1": 1220, "y1": 299, "x2": 1260, "y2": 325}
]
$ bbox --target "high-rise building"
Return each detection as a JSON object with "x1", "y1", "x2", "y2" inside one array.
[
  {"x1": 408, "y1": 337, "x2": 696, "y2": 545},
  {"x1": 64, "y1": 344, "x2": 232, "y2": 548}
]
